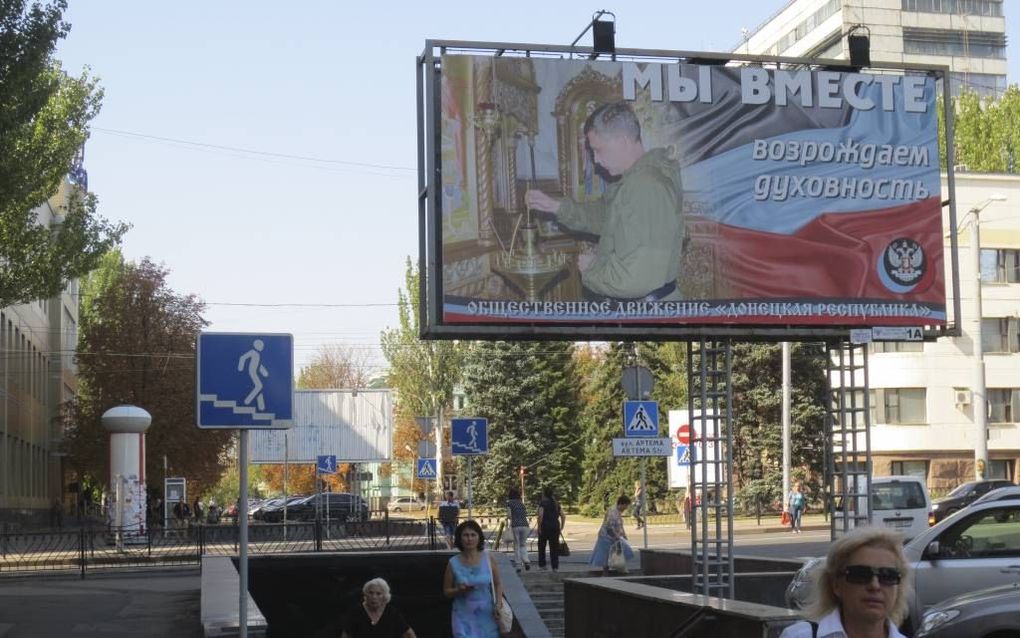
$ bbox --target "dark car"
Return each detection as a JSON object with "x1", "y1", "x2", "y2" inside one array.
[
  {"x1": 252, "y1": 495, "x2": 306, "y2": 521},
  {"x1": 930, "y1": 479, "x2": 1014, "y2": 523},
  {"x1": 917, "y1": 583, "x2": 1020, "y2": 637},
  {"x1": 263, "y1": 493, "x2": 369, "y2": 523}
]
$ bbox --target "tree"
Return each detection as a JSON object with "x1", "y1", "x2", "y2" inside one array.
[
  {"x1": 0, "y1": 0, "x2": 128, "y2": 306},
  {"x1": 460, "y1": 341, "x2": 582, "y2": 507},
  {"x1": 939, "y1": 86, "x2": 1020, "y2": 173},
  {"x1": 62, "y1": 253, "x2": 234, "y2": 496},
  {"x1": 575, "y1": 343, "x2": 671, "y2": 516},
  {"x1": 296, "y1": 343, "x2": 372, "y2": 390},
  {"x1": 380, "y1": 258, "x2": 463, "y2": 493},
  {"x1": 728, "y1": 343, "x2": 828, "y2": 513}
]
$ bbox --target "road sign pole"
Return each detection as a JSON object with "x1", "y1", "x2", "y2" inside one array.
[
  {"x1": 467, "y1": 456, "x2": 473, "y2": 521},
  {"x1": 239, "y1": 429, "x2": 249, "y2": 638},
  {"x1": 641, "y1": 458, "x2": 648, "y2": 549}
]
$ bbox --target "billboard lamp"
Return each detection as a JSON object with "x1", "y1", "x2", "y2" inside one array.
[
  {"x1": 847, "y1": 25, "x2": 871, "y2": 69},
  {"x1": 570, "y1": 10, "x2": 616, "y2": 59}
]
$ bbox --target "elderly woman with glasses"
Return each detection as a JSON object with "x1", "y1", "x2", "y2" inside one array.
[
  {"x1": 341, "y1": 577, "x2": 416, "y2": 638},
  {"x1": 781, "y1": 527, "x2": 910, "y2": 638}
]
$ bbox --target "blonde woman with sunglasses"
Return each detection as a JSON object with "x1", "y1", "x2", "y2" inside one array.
[{"x1": 781, "y1": 527, "x2": 910, "y2": 638}]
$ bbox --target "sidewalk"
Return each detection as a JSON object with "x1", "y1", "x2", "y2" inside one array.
[
  {"x1": 0, "y1": 568, "x2": 202, "y2": 637},
  {"x1": 556, "y1": 513, "x2": 829, "y2": 545}
]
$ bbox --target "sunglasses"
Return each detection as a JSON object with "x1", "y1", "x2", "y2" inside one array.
[{"x1": 842, "y1": 565, "x2": 902, "y2": 586}]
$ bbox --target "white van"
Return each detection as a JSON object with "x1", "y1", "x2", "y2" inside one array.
[{"x1": 869, "y1": 475, "x2": 931, "y2": 541}]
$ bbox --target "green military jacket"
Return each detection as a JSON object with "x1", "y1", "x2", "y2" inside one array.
[{"x1": 557, "y1": 147, "x2": 684, "y2": 299}]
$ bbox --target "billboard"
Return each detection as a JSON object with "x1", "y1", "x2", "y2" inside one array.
[
  {"x1": 420, "y1": 44, "x2": 954, "y2": 339},
  {"x1": 249, "y1": 390, "x2": 392, "y2": 464}
]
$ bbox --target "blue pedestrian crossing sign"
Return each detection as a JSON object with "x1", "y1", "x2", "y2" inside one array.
[
  {"x1": 416, "y1": 458, "x2": 437, "y2": 480},
  {"x1": 317, "y1": 455, "x2": 337, "y2": 474},
  {"x1": 451, "y1": 418, "x2": 488, "y2": 456},
  {"x1": 623, "y1": 400, "x2": 659, "y2": 438},
  {"x1": 196, "y1": 332, "x2": 293, "y2": 429}
]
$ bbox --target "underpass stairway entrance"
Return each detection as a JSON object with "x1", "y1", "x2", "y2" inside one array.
[{"x1": 519, "y1": 565, "x2": 643, "y2": 638}]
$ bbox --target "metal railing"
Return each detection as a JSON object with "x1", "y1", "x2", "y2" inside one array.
[{"x1": 0, "y1": 512, "x2": 440, "y2": 578}]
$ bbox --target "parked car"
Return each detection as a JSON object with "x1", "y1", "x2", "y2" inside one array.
[
  {"x1": 916, "y1": 583, "x2": 1020, "y2": 637},
  {"x1": 263, "y1": 493, "x2": 369, "y2": 523},
  {"x1": 787, "y1": 495, "x2": 1020, "y2": 632},
  {"x1": 387, "y1": 496, "x2": 426, "y2": 513},
  {"x1": 830, "y1": 476, "x2": 932, "y2": 541},
  {"x1": 870, "y1": 476, "x2": 932, "y2": 541},
  {"x1": 972, "y1": 485, "x2": 1020, "y2": 506},
  {"x1": 930, "y1": 479, "x2": 1014, "y2": 523},
  {"x1": 256, "y1": 495, "x2": 305, "y2": 522}
]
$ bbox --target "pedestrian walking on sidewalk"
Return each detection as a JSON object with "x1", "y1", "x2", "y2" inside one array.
[
  {"x1": 632, "y1": 481, "x2": 645, "y2": 529},
  {"x1": 589, "y1": 495, "x2": 635, "y2": 575},
  {"x1": 787, "y1": 482, "x2": 806, "y2": 534},
  {"x1": 506, "y1": 487, "x2": 530, "y2": 572},
  {"x1": 537, "y1": 486, "x2": 565, "y2": 572}
]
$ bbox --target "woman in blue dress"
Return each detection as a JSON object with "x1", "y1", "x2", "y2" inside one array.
[
  {"x1": 443, "y1": 519, "x2": 503, "y2": 637},
  {"x1": 589, "y1": 495, "x2": 635, "y2": 575}
]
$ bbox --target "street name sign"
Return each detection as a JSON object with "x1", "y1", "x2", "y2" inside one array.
[{"x1": 612, "y1": 437, "x2": 672, "y2": 457}]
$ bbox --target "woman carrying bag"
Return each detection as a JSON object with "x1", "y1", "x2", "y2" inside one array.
[{"x1": 588, "y1": 495, "x2": 635, "y2": 575}]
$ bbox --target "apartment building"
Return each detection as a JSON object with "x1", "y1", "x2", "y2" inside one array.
[
  {"x1": 733, "y1": 0, "x2": 1007, "y2": 98},
  {"x1": 0, "y1": 178, "x2": 81, "y2": 525},
  {"x1": 734, "y1": 2, "x2": 1013, "y2": 490},
  {"x1": 864, "y1": 172, "x2": 1020, "y2": 490}
]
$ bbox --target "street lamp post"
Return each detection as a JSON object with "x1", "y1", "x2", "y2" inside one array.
[{"x1": 968, "y1": 194, "x2": 1006, "y2": 480}]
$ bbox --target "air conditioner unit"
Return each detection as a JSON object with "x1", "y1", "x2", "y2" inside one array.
[{"x1": 954, "y1": 389, "x2": 972, "y2": 407}]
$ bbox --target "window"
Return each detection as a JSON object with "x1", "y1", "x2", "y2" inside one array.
[
  {"x1": 775, "y1": 0, "x2": 841, "y2": 53},
  {"x1": 939, "y1": 507, "x2": 1020, "y2": 559},
  {"x1": 872, "y1": 480, "x2": 927, "y2": 510},
  {"x1": 902, "y1": 0, "x2": 1003, "y2": 17},
  {"x1": 982, "y1": 318, "x2": 1020, "y2": 353},
  {"x1": 988, "y1": 460, "x2": 1015, "y2": 481},
  {"x1": 871, "y1": 341, "x2": 924, "y2": 353},
  {"x1": 981, "y1": 249, "x2": 1020, "y2": 283},
  {"x1": 873, "y1": 389, "x2": 927, "y2": 424},
  {"x1": 903, "y1": 28, "x2": 1006, "y2": 59},
  {"x1": 891, "y1": 460, "x2": 929, "y2": 480},
  {"x1": 950, "y1": 73, "x2": 1007, "y2": 98},
  {"x1": 988, "y1": 388, "x2": 1020, "y2": 424}
]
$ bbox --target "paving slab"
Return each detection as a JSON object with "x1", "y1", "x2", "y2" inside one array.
[{"x1": 0, "y1": 569, "x2": 201, "y2": 637}]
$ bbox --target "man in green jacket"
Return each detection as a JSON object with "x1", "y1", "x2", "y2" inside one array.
[{"x1": 525, "y1": 101, "x2": 684, "y2": 301}]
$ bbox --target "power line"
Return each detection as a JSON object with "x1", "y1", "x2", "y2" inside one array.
[{"x1": 93, "y1": 127, "x2": 415, "y2": 172}]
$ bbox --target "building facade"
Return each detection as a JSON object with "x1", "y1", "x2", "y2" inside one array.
[
  {"x1": 735, "y1": 0, "x2": 1013, "y2": 492},
  {"x1": 0, "y1": 178, "x2": 80, "y2": 525},
  {"x1": 733, "y1": 0, "x2": 1007, "y2": 97},
  {"x1": 866, "y1": 172, "x2": 1019, "y2": 491}
]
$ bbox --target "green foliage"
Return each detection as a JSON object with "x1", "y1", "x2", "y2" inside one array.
[
  {"x1": 380, "y1": 258, "x2": 463, "y2": 487},
  {"x1": 729, "y1": 343, "x2": 827, "y2": 512},
  {"x1": 63, "y1": 253, "x2": 234, "y2": 496},
  {"x1": 203, "y1": 461, "x2": 264, "y2": 507},
  {"x1": 0, "y1": 0, "x2": 128, "y2": 306},
  {"x1": 460, "y1": 341, "x2": 582, "y2": 508},
  {"x1": 380, "y1": 258, "x2": 463, "y2": 419},
  {"x1": 577, "y1": 343, "x2": 666, "y2": 516},
  {"x1": 939, "y1": 86, "x2": 1020, "y2": 173}
]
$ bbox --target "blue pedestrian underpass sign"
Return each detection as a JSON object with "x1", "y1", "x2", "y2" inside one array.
[
  {"x1": 197, "y1": 332, "x2": 293, "y2": 429},
  {"x1": 317, "y1": 455, "x2": 337, "y2": 474},
  {"x1": 416, "y1": 458, "x2": 437, "y2": 480},
  {"x1": 623, "y1": 400, "x2": 659, "y2": 437},
  {"x1": 451, "y1": 418, "x2": 488, "y2": 456}
]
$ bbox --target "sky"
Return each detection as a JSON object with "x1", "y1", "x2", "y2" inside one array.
[{"x1": 55, "y1": 1, "x2": 1020, "y2": 375}]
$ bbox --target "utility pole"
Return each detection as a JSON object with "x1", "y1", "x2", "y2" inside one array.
[{"x1": 782, "y1": 342, "x2": 791, "y2": 513}]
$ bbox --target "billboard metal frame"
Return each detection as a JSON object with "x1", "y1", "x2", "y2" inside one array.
[{"x1": 416, "y1": 39, "x2": 962, "y2": 342}]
